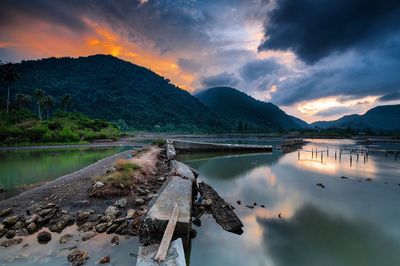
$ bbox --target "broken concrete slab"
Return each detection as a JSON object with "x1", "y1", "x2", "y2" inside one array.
[
  {"x1": 170, "y1": 160, "x2": 195, "y2": 180},
  {"x1": 172, "y1": 140, "x2": 273, "y2": 153},
  {"x1": 166, "y1": 144, "x2": 176, "y2": 160},
  {"x1": 136, "y1": 238, "x2": 186, "y2": 266},
  {"x1": 140, "y1": 176, "x2": 192, "y2": 244}
]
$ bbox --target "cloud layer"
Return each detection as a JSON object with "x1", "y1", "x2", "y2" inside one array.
[{"x1": 1, "y1": 0, "x2": 400, "y2": 122}]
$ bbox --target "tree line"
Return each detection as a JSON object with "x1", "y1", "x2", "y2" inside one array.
[{"x1": 1, "y1": 61, "x2": 73, "y2": 119}]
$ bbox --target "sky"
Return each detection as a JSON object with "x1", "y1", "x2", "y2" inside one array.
[{"x1": 1, "y1": 0, "x2": 400, "y2": 123}]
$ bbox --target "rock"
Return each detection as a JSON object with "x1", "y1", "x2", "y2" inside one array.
[
  {"x1": 12, "y1": 221, "x2": 24, "y2": 230},
  {"x1": 316, "y1": 183, "x2": 325, "y2": 188},
  {"x1": 67, "y1": 249, "x2": 89, "y2": 266},
  {"x1": 106, "y1": 223, "x2": 119, "y2": 234},
  {"x1": 246, "y1": 205, "x2": 254, "y2": 209},
  {"x1": 49, "y1": 214, "x2": 74, "y2": 233},
  {"x1": 105, "y1": 206, "x2": 120, "y2": 217},
  {"x1": 0, "y1": 224, "x2": 4, "y2": 234},
  {"x1": 3, "y1": 215, "x2": 19, "y2": 227},
  {"x1": 78, "y1": 222, "x2": 94, "y2": 232},
  {"x1": 39, "y1": 208, "x2": 53, "y2": 217},
  {"x1": 261, "y1": 204, "x2": 265, "y2": 208},
  {"x1": 111, "y1": 235, "x2": 119, "y2": 245},
  {"x1": 5, "y1": 230, "x2": 15, "y2": 239},
  {"x1": 76, "y1": 211, "x2": 91, "y2": 222},
  {"x1": 158, "y1": 176, "x2": 166, "y2": 182},
  {"x1": 81, "y1": 231, "x2": 97, "y2": 241},
  {"x1": 115, "y1": 221, "x2": 128, "y2": 234},
  {"x1": 94, "y1": 181, "x2": 105, "y2": 188},
  {"x1": 135, "y1": 198, "x2": 145, "y2": 205},
  {"x1": 37, "y1": 231, "x2": 52, "y2": 244},
  {"x1": 192, "y1": 218, "x2": 201, "y2": 227},
  {"x1": 95, "y1": 223, "x2": 108, "y2": 233},
  {"x1": 0, "y1": 187, "x2": 4, "y2": 193},
  {"x1": 366, "y1": 178, "x2": 372, "y2": 182},
  {"x1": 236, "y1": 200, "x2": 241, "y2": 205},
  {"x1": 26, "y1": 214, "x2": 41, "y2": 224},
  {"x1": 253, "y1": 202, "x2": 257, "y2": 206},
  {"x1": 189, "y1": 228, "x2": 197, "y2": 239},
  {"x1": 26, "y1": 222, "x2": 38, "y2": 234},
  {"x1": 59, "y1": 234, "x2": 73, "y2": 244},
  {"x1": 15, "y1": 229, "x2": 29, "y2": 237},
  {"x1": 203, "y1": 199, "x2": 212, "y2": 207},
  {"x1": 126, "y1": 209, "x2": 136, "y2": 219},
  {"x1": 99, "y1": 256, "x2": 110, "y2": 264},
  {"x1": 114, "y1": 198, "x2": 127, "y2": 208},
  {"x1": 0, "y1": 238, "x2": 23, "y2": 247},
  {"x1": 0, "y1": 208, "x2": 13, "y2": 217}
]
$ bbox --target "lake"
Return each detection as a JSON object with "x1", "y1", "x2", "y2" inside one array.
[
  {"x1": 1, "y1": 138, "x2": 399, "y2": 265},
  {"x1": 0, "y1": 146, "x2": 130, "y2": 200},
  {"x1": 178, "y1": 138, "x2": 400, "y2": 266}
]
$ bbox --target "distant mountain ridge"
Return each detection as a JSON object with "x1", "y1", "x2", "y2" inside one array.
[
  {"x1": 311, "y1": 105, "x2": 400, "y2": 131},
  {"x1": 196, "y1": 87, "x2": 308, "y2": 132},
  {"x1": 8, "y1": 55, "x2": 223, "y2": 132}
]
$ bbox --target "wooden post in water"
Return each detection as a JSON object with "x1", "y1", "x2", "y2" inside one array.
[
  {"x1": 327, "y1": 147, "x2": 329, "y2": 157},
  {"x1": 298, "y1": 149, "x2": 300, "y2": 160},
  {"x1": 364, "y1": 153, "x2": 366, "y2": 164},
  {"x1": 312, "y1": 149, "x2": 314, "y2": 159},
  {"x1": 335, "y1": 150, "x2": 337, "y2": 160},
  {"x1": 357, "y1": 153, "x2": 359, "y2": 162},
  {"x1": 350, "y1": 154, "x2": 353, "y2": 167},
  {"x1": 321, "y1": 152, "x2": 323, "y2": 163},
  {"x1": 339, "y1": 149, "x2": 342, "y2": 162}
]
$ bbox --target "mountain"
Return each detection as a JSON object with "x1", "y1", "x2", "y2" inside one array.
[
  {"x1": 196, "y1": 87, "x2": 308, "y2": 132},
  {"x1": 311, "y1": 105, "x2": 400, "y2": 131},
  {"x1": 6, "y1": 55, "x2": 223, "y2": 132}
]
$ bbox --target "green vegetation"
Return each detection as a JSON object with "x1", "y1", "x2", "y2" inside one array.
[
  {"x1": 97, "y1": 159, "x2": 140, "y2": 187},
  {"x1": 151, "y1": 138, "x2": 166, "y2": 147},
  {"x1": 0, "y1": 111, "x2": 121, "y2": 145},
  {"x1": 2, "y1": 55, "x2": 225, "y2": 132},
  {"x1": 196, "y1": 87, "x2": 307, "y2": 132}
]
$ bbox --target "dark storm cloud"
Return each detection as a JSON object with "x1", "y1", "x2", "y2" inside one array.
[
  {"x1": 239, "y1": 58, "x2": 280, "y2": 81},
  {"x1": 201, "y1": 72, "x2": 239, "y2": 88},
  {"x1": 259, "y1": 0, "x2": 400, "y2": 64},
  {"x1": 379, "y1": 92, "x2": 400, "y2": 102},
  {"x1": 271, "y1": 35, "x2": 400, "y2": 106}
]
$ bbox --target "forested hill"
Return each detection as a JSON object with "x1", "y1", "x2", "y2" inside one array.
[
  {"x1": 312, "y1": 104, "x2": 400, "y2": 131},
  {"x1": 7, "y1": 55, "x2": 223, "y2": 132},
  {"x1": 196, "y1": 87, "x2": 308, "y2": 132}
]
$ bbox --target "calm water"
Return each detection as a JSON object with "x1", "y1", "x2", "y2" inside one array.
[
  {"x1": 179, "y1": 139, "x2": 400, "y2": 266},
  {"x1": 0, "y1": 146, "x2": 130, "y2": 200}
]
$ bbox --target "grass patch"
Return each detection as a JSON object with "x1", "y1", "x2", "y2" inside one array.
[
  {"x1": 152, "y1": 138, "x2": 166, "y2": 147},
  {"x1": 115, "y1": 159, "x2": 141, "y2": 172},
  {"x1": 96, "y1": 159, "x2": 141, "y2": 187}
]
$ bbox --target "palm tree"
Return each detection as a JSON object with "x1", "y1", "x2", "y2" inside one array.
[
  {"x1": 15, "y1": 93, "x2": 32, "y2": 110},
  {"x1": 41, "y1": 95, "x2": 55, "y2": 120},
  {"x1": 33, "y1": 89, "x2": 45, "y2": 120},
  {"x1": 61, "y1": 93, "x2": 72, "y2": 112},
  {"x1": 1, "y1": 62, "x2": 20, "y2": 113}
]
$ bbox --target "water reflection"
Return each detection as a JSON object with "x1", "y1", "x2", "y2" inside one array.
[
  {"x1": 260, "y1": 204, "x2": 400, "y2": 266},
  {"x1": 180, "y1": 139, "x2": 400, "y2": 266}
]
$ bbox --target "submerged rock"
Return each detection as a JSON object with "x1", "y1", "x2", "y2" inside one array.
[
  {"x1": 59, "y1": 234, "x2": 74, "y2": 244},
  {"x1": 99, "y1": 256, "x2": 110, "y2": 264},
  {"x1": 5, "y1": 230, "x2": 15, "y2": 239},
  {"x1": 49, "y1": 214, "x2": 74, "y2": 233},
  {"x1": 316, "y1": 183, "x2": 325, "y2": 188},
  {"x1": 0, "y1": 238, "x2": 23, "y2": 247},
  {"x1": 67, "y1": 249, "x2": 89, "y2": 266},
  {"x1": 192, "y1": 218, "x2": 201, "y2": 227},
  {"x1": 37, "y1": 231, "x2": 52, "y2": 244},
  {"x1": 111, "y1": 235, "x2": 119, "y2": 245},
  {"x1": 76, "y1": 211, "x2": 91, "y2": 222}
]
